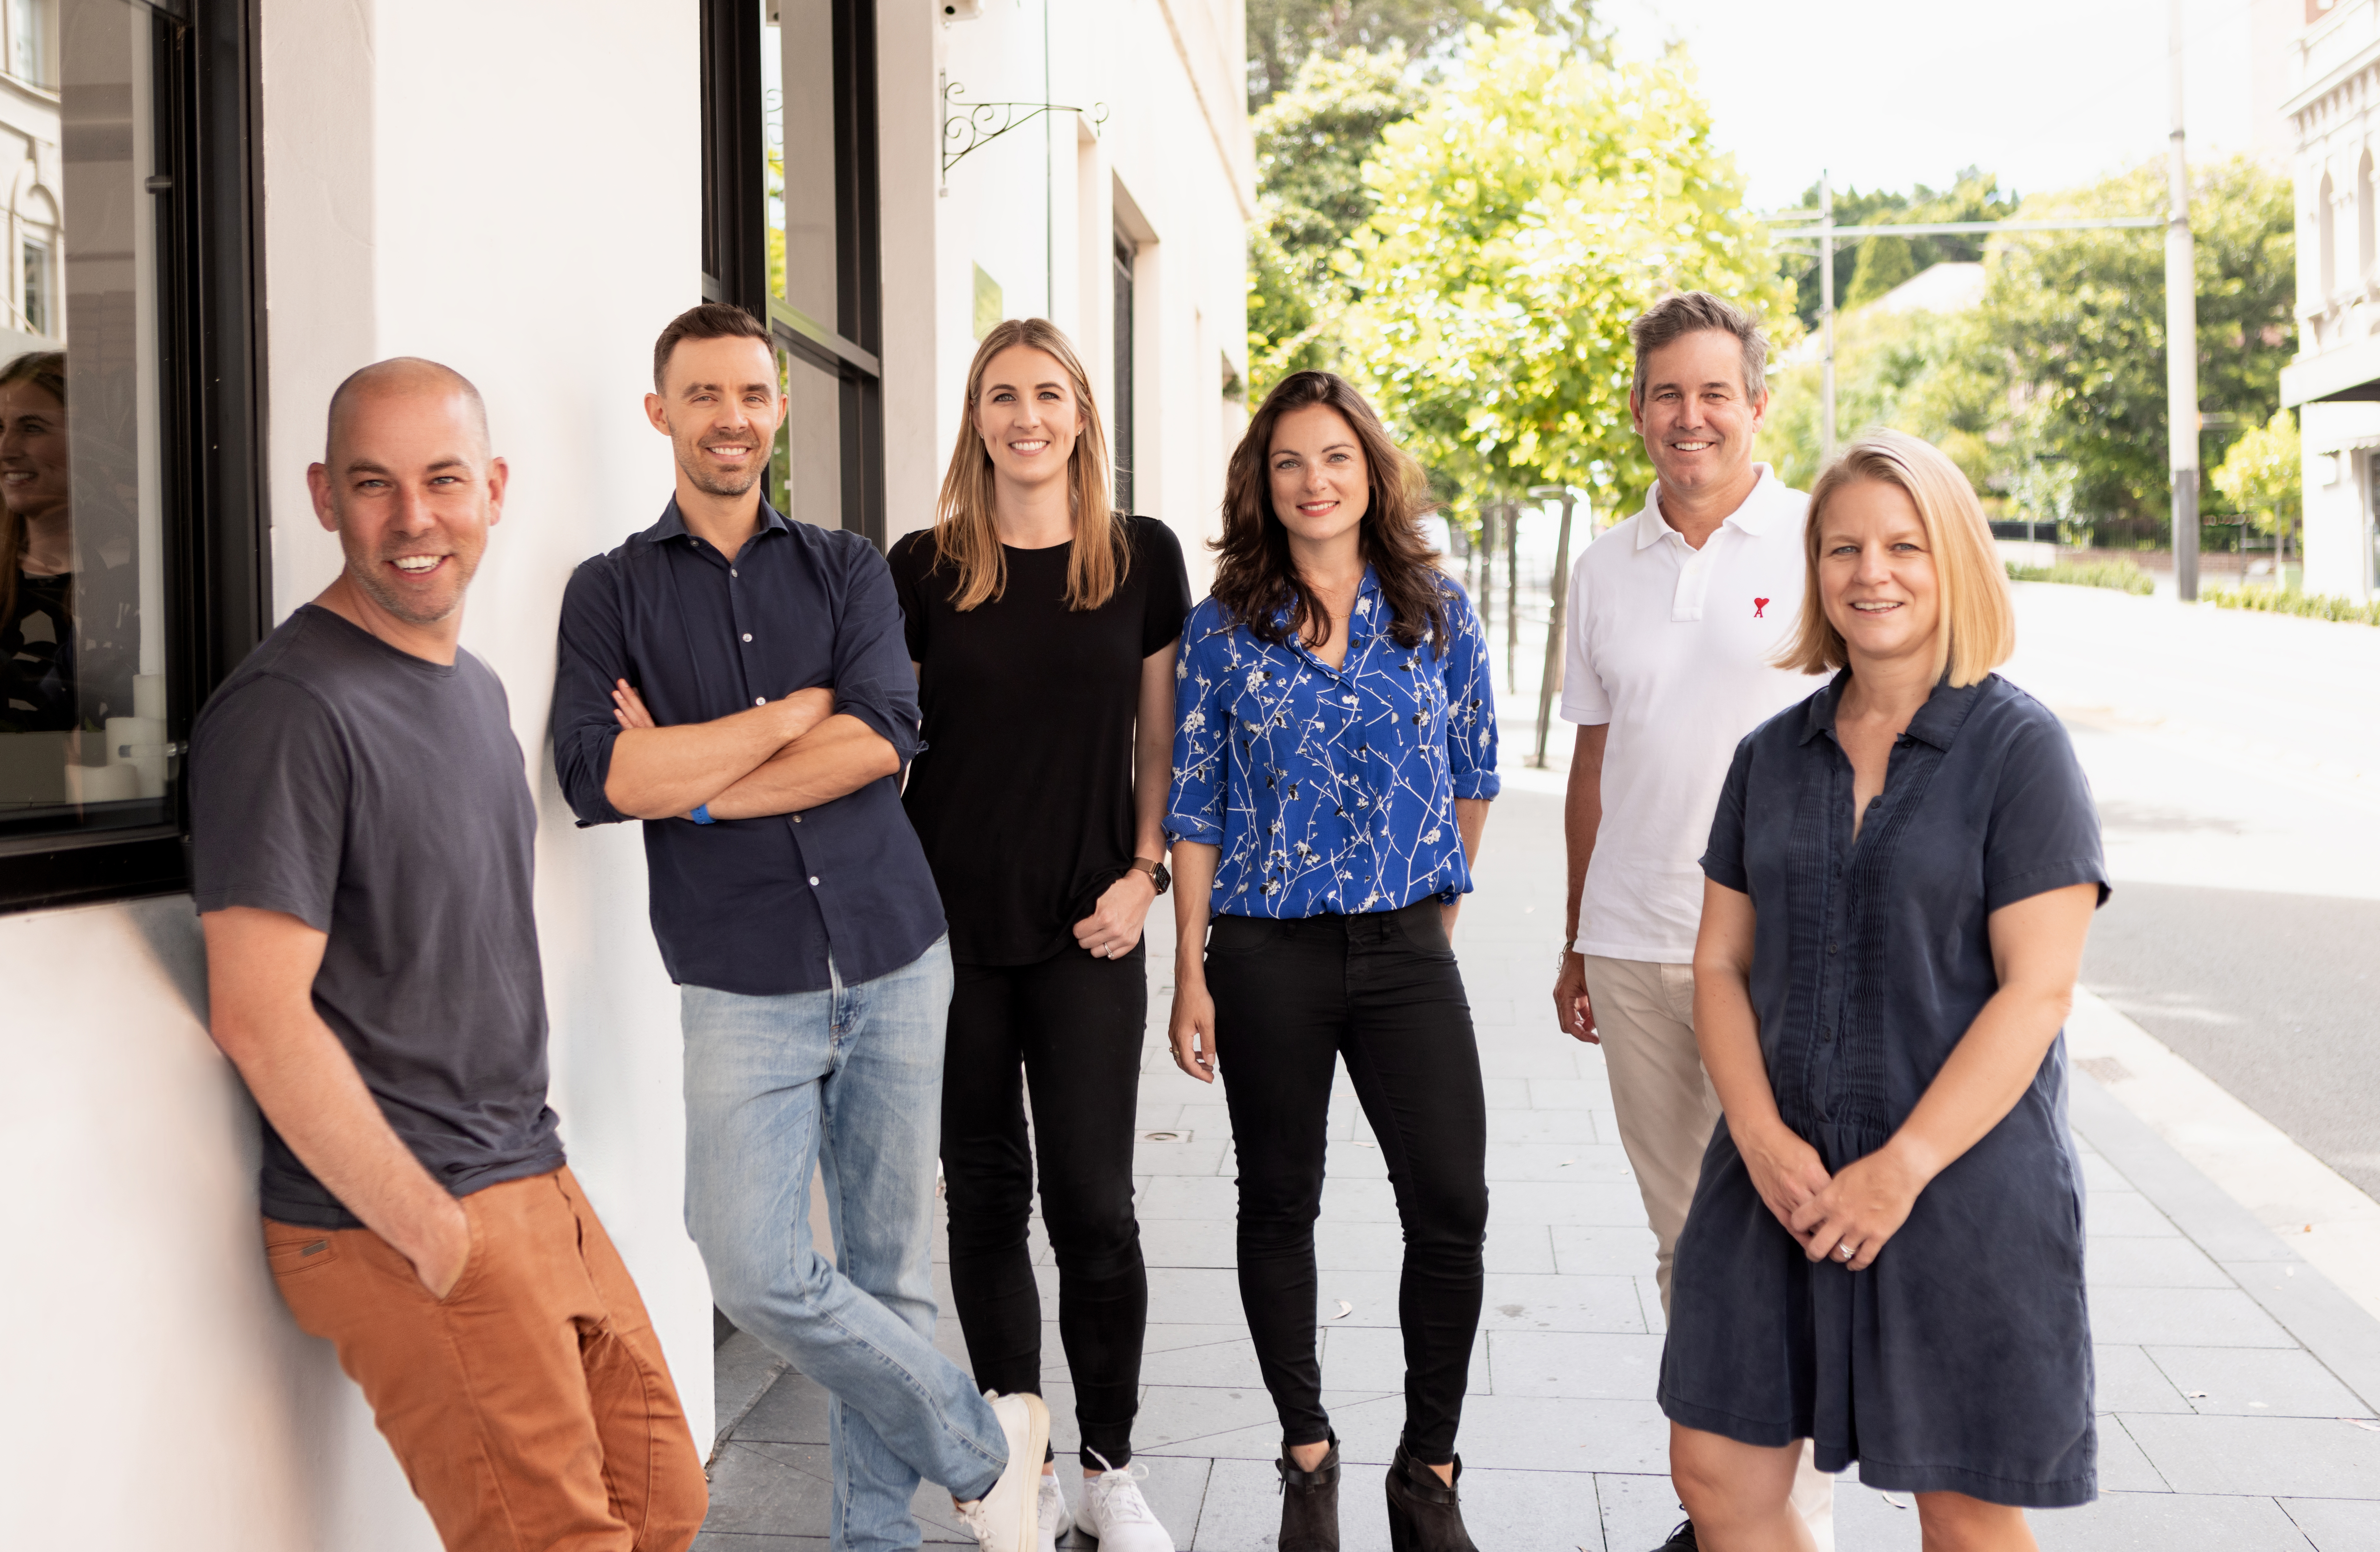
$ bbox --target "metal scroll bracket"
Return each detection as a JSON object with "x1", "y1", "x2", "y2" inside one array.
[{"x1": 940, "y1": 79, "x2": 1108, "y2": 190}]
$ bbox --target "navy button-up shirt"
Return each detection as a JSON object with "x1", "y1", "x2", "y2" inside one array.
[
  {"x1": 1165, "y1": 569, "x2": 1498, "y2": 918},
  {"x1": 553, "y1": 499, "x2": 943, "y2": 996}
]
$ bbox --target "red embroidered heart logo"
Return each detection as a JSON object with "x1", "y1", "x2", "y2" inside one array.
[{"x1": 1753, "y1": 597, "x2": 1771, "y2": 618}]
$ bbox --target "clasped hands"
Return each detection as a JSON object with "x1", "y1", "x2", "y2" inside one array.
[{"x1": 1739, "y1": 1123, "x2": 1932, "y2": 1272}]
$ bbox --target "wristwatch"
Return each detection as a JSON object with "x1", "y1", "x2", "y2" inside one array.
[{"x1": 1129, "y1": 857, "x2": 1172, "y2": 896}]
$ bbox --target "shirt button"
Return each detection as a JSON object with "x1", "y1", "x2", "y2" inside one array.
[
  {"x1": 1827, "y1": 941, "x2": 1838, "y2": 955},
  {"x1": 731, "y1": 568, "x2": 740, "y2": 578},
  {"x1": 808, "y1": 875, "x2": 820, "y2": 886},
  {"x1": 755, "y1": 696, "x2": 767, "y2": 706},
  {"x1": 742, "y1": 633, "x2": 753, "y2": 643},
  {"x1": 792, "y1": 815, "x2": 802, "y2": 824}
]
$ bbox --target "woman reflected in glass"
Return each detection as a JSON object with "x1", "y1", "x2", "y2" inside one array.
[{"x1": 0, "y1": 351, "x2": 72, "y2": 733}]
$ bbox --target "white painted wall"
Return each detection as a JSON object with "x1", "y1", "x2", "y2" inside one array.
[
  {"x1": 891, "y1": 0, "x2": 1251, "y2": 594},
  {"x1": 2302, "y1": 399, "x2": 2380, "y2": 597},
  {"x1": 0, "y1": 3, "x2": 714, "y2": 1547}
]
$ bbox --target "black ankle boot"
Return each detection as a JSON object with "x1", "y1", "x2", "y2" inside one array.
[
  {"x1": 1275, "y1": 1437, "x2": 1340, "y2": 1552},
  {"x1": 1384, "y1": 1442, "x2": 1479, "y2": 1552}
]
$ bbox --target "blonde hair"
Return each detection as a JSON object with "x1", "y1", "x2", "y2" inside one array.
[
  {"x1": 1776, "y1": 428, "x2": 2014, "y2": 688},
  {"x1": 930, "y1": 318, "x2": 1127, "y2": 611}
]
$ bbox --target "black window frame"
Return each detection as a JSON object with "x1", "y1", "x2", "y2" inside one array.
[
  {"x1": 701, "y1": 0, "x2": 885, "y2": 548},
  {"x1": 0, "y1": 0, "x2": 268, "y2": 916}
]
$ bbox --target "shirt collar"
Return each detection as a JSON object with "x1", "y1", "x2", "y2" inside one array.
[
  {"x1": 1636, "y1": 464, "x2": 1786, "y2": 551},
  {"x1": 640, "y1": 495, "x2": 791, "y2": 546},
  {"x1": 1798, "y1": 668, "x2": 1989, "y2": 750}
]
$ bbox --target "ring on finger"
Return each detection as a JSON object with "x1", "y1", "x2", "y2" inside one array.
[{"x1": 1834, "y1": 1242, "x2": 1854, "y2": 1261}]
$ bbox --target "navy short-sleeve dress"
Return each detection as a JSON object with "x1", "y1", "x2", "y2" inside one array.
[{"x1": 1657, "y1": 670, "x2": 2110, "y2": 1509}]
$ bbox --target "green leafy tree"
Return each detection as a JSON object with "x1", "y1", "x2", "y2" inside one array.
[
  {"x1": 1346, "y1": 21, "x2": 1795, "y2": 518},
  {"x1": 1247, "y1": 0, "x2": 1596, "y2": 108},
  {"x1": 1249, "y1": 46, "x2": 1426, "y2": 394},
  {"x1": 1782, "y1": 169, "x2": 2017, "y2": 327},
  {"x1": 2210, "y1": 408, "x2": 2301, "y2": 542},
  {"x1": 1982, "y1": 156, "x2": 2294, "y2": 529},
  {"x1": 1758, "y1": 305, "x2": 2002, "y2": 492}
]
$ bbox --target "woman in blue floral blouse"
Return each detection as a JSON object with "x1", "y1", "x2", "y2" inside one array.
[{"x1": 1165, "y1": 371, "x2": 1497, "y2": 1552}]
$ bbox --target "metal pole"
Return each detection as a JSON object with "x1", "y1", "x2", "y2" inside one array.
[
  {"x1": 1530, "y1": 488, "x2": 1580, "y2": 769},
  {"x1": 1821, "y1": 171, "x2": 1837, "y2": 459},
  {"x1": 2166, "y1": 0, "x2": 2201, "y2": 602}
]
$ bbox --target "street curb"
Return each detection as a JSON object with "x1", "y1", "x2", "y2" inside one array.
[{"x1": 2069, "y1": 1074, "x2": 2380, "y2": 1418}]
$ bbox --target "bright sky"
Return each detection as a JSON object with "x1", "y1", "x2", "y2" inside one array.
[{"x1": 1601, "y1": 0, "x2": 2293, "y2": 211}]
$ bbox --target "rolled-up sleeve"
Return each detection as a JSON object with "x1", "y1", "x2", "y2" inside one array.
[
  {"x1": 552, "y1": 559, "x2": 632, "y2": 827},
  {"x1": 828, "y1": 538, "x2": 924, "y2": 765},
  {"x1": 1440, "y1": 584, "x2": 1501, "y2": 799},
  {"x1": 1165, "y1": 606, "x2": 1229, "y2": 847}
]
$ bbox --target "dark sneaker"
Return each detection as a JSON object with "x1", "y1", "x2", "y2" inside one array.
[{"x1": 1650, "y1": 1520, "x2": 1698, "y2": 1551}]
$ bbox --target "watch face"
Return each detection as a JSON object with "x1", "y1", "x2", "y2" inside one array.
[{"x1": 1153, "y1": 862, "x2": 1172, "y2": 894}]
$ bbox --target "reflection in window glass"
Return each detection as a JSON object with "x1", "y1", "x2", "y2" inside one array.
[
  {"x1": 0, "y1": 0, "x2": 168, "y2": 837},
  {"x1": 781, "y1": 351, "x2": 841, "y2": 532}
]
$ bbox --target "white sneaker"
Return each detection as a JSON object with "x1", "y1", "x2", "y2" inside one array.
[
  {"x1": 1077, "y1": 1452, "x2": 1174, "y2": 1552},
  {"x1": 1037, "y1": 1470, "x2": 1075, "y2": 1552},
  {"x1": 956, "y1": 1392, "x2": 1051, "y2": 1552}
]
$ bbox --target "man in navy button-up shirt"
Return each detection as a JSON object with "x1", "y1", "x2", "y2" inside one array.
[{"x1": 552, "y1": 305, "x2": 1044, "y2": 1552}]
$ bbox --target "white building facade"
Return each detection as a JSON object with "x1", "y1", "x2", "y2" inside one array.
[
  {"x1": 2283, "y1": 0, "x2": 2380, "y2": 598},
  {"x1": 0, "y1": 3, "x2": 1247, "y2": 1548}
]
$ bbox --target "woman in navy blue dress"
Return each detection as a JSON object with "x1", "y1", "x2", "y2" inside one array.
[{"x1": 1661, "y1": 430, "x2": 2107, "y2": 1550}]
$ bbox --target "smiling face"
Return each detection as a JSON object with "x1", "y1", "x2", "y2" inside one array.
[
  {"x1": 1817, "y1": 475, "x2": 1942, "y2": 673},
  {"x1": 973, "y1": 344, "x2": 1082, "y2": 493},
  {"x1": 1266, "y1": 403, "x2": 1370, "y2": 550},
  {"x1": 1631, "y1": 328, "x2": 1766, "y2": 502},
  {"x1": 649, "y1": 333, "x2": 783, "y2": 499},
  {"x1": 310, "y1": 384, "x2": 505, "y2": 628},
  {"x1": 0, "y1": 379, "x2": 68, "y2": 524}
]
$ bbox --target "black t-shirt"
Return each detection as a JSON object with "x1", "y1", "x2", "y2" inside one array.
[
  {"x1": 2, "y1": 570, "x2": 74, "y2": 732},
  {"x1": 189, "y1": 605, "x2": 564, "y2": 1227},
  {"x1": 891, "y1": 516, "x2": 1192, "y2": 965}
]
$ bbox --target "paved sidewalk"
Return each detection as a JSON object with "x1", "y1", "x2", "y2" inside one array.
[{"x1": 694, "y1": 787, "x2": 2380, "y2": 1550}]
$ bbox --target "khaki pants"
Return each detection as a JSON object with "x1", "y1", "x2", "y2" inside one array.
[
  {"x1": 1583, "y1": 956, "x2": 1834, "y2": 1551},
  {"x1": 265, "y1": 1167, "x2": 708, "y2": 1552}
]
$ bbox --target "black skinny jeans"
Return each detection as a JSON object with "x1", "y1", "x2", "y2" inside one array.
[
  {"x1": 1206, "y1": 900, "x2": 1489, "y2": 1463},
  {"x1": 941, "y1": 943, "x2": 1149, "y2": 1469}
]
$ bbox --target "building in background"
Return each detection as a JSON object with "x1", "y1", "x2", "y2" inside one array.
[
  {"x1": 0, "y1": 4, "x2": 1246, "y2": 1548},
  {"x1": 2282, "y1": 0, "x2": 2380, "y2": 598}
]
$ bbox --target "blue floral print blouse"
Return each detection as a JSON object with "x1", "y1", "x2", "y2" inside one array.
[{"x1": 1165, "y1": 567, "x2": 1499, "y2": 918}]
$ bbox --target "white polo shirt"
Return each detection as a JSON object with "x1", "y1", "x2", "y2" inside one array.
[{"x1": 1560, "y1": 464, "x2": 1821, "y2": 963}]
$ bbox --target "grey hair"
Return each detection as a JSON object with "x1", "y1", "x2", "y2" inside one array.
[{"x1": 1627, "y1": 291, "x2": 1770, "y2": 405}]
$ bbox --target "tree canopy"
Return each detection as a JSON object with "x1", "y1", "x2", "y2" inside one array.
[
  {"x1": 1344, "y1": 22, "x2": 1793, "y2": 514},
  {"x1": 1246, "y1": 0, "x2": 1596, "y2": 108}
]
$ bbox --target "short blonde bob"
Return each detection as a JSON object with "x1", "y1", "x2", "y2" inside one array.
[
  {"x1": 930, "y1": 317, "x2": 1127, "y2": 612},
  {"x1": 1775, "y1": 428, "x2": 2015, "y2": 688}
]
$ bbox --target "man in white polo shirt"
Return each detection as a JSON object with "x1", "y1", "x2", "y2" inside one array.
[{"x1": 1550, "y1": 292, "x2": 1828, "y2": 1552}]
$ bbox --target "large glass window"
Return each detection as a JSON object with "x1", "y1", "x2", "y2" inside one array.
[
  {"x1": 0, "y1": 0, "x2": 264, "y2": 912},
  {"x1": 708, "y1": 0, "x2": 881, "y2": 543}
]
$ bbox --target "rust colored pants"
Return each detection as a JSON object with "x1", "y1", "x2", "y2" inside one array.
[{"x1": 265, "y1": 1167, "x2": 708, "y2": 1552}]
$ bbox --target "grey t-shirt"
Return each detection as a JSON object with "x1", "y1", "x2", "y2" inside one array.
[{"x1": 190, "y1": 604, "x2": 563, "y2": 1227}]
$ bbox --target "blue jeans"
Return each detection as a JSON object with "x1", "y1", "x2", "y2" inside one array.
[{"x1": 683, "y1": 940, "x2": 1006, "y2": 1552}]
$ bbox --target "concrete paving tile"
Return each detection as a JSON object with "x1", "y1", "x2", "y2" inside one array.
[
  {"x1": 1528, "y1": 1077, "x2": 1615, "y2": 1111},
  {"x1": 1171, "y1": 1103, "x2": 1233, "y2": 1138},
  {"x1": 1443, "y1": 1466, "x2": 1605, "y2": 1550},
  {"x1": 2034, "y1": 1490, "x2": 2320, "y2": 1550},
  {"x1": 1188, "y1": 1454, "x2": 1391, "y2": 1551},
  {"x1": 1481, "y1": 1077, "x2": 1534, "y2": 1110},
  {"x1": 716, "y1": 1330, "x2": 791, "y2": 1444},
  {"x1": 2147, "y1": 1345, "x2": 2375, "y2": 1418},
  {"x1": 1487, "y1": 1108, "x2": 1608, "y2": 1145},
  {"x1": 1484, "y1": 1142, "x2": 1635, "y2": 1183},
  {"x1": 1321, "y1": 1177, "x2": 1402, "y2": 1221},
  {"x1": 1137, "y1": 1335, "x2": 1269, "y2": 1389},
  {"x1": 1318, "y1": 1324, "x2": 1489, "y2": 1395},
  {"x1": 1146, "y1": 1267, "x2": 1249, "y2": 1325},
  {"x1": 1135, "y1": 1101, "x2": 1185, "y2": 1131},
  {"x1": 1052, "y1": 1453, "x2": 1213, "y2": 1550},
  {"x1": 1134, "y1": 1136, "x2": 1235, "y2": 1176},
  {"x1": 1830, "y1": 1479, "x2": 1924, "y2": 1550},
  {"x1": 1137, "y1": 1176, "x2": 1240, "y2": 1219},
  {"x1": 1134, "y1": 1383, "x2": 1397, "y2": 1456},
  {"x1": 1479, "y1": 1040, "x2": 1581, "y2": 1078},
  {"x1": 1315, "y1": 1218, "x2": 1412, "y2": 1272},
  {"x1": 736, "y1": 1368, "x2": 833, "y2": 1446},
  {"x1": 2086, "y1": 1234, "x2": 2234, "y2": 1288},
  {"x1": 1138, "y1": 1217, "x2": 1240, "y2": 1269},
  {"x1": 1468, "y1": 998, "x2": 1525, "y2": 1032},
  {"x1": 1451, "y1": 1395, "x2": 1671, "y2": 1473},
  {"x1": 1316, "y1": 1269, "x2": 1409, "y2": 1326},
  {"x1": 2281, "y1": 1495, "x2": 2380, "y2": 1551},
  {"x1": 1636, "y1": 1277, "x2": 1668, "y2": 1336},
  {"x1": 1323, "y1": 1141, "x2": 1392, "y2": 1180},
  {"x1": 2096, "y1": 1414, "x2": 2173, "y2": 1492},
  {"x1": 1487, "y1": 1220, "x2": 1560, "y2": 1275},
  {"x1": 1140, "y1": 1321, "x2": 1268, "y2": 1355},
  {"x1": 1595, "y1": 1471, "x2": 1689, "y2": 1552},
  {"x1": 2091, "y1": 1286, "x2": 2299, "y2": 1347},
  {"x1": 2087, "y1": 1190, "x2": 2183, "y2": 1238},
  {"x1": 690, "y1": 1537, "x2": 830, "y2": 1551},
  {"x1": 1479, "y1": 1272, "x2": 1654, "y2": 1334},
  {"x1": 2120, "y1": 1412, "x2": 2380, "y2": 1496},
  {"x1": 1549, "y1": 1224, "x2": 1659, "y2": 1279},
  {"x1": 2077, "y1": 1150, "x2": 2131, "y2": 1193},
  {"x1": 701, "y1": 1441, "x2": 833, "y2": 1536},
  {"x1": 1475, "y1": 1180, "x2": 1659, "y2": 1227},
  {"x1": 1486, "y1": 1331, "x2": 1666, "y2": 1401},
  {"x1": 2094, "y1": 1345, "x2": 2192, "y2": 1414}
]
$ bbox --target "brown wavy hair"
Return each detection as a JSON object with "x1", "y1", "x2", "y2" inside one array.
[
  {"x1": 1213, "y1": 370, "x2": 1447, "y2": 654},
  {"x1": 0, "y1": 350, "x2": 66, "y2": 630},
  {"x1": 929, "y1": 318, "x2": 1127, "y2": 611}
]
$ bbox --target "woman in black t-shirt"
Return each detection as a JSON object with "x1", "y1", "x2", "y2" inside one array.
[{"x1": 890, "y1": 318, "x2": 1190, "y2": 1552}]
